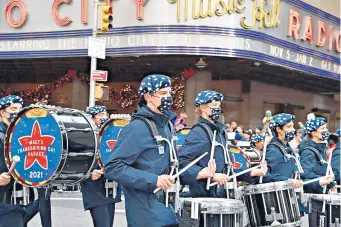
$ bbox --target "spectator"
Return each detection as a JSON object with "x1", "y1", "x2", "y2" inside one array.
[
  {"x1": 230, "y1": 120, "x2": 237, "y2": 131},
  {"x1": 289, "y1": 129, "x2": 304, "y2": 152},
  {"x1": 254, "y1": 125, "x2": 263, "y2": 134},
  {"x1": 243, "y1": 130, "x2": 252, "y2": 141},
  {"x1": 174, "y1": 111, "x2": 188, "y2": 132}
]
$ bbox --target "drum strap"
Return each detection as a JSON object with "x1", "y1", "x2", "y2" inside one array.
[
  {"x1": 132, "y1": 116, "x2": 176, "y2": 149},
  {"x1": 300, "y1": 146, "x2": 326, "y2": 165},
  {"x1": 268, "y1": 142, "x2": 291, "y2": 162},
  {"x1": 193, "y1": 122, "x2": 228, "y2": 143}
]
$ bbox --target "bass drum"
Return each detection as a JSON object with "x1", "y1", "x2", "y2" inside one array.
[
  {"x1": 176, "y1": 127, "x2": 191, "y2": 151},
  {"x1": 5, "y1": 106, "x2": 98, "y2": 187},
  {"x1": 99, "y1": 118, "x2": 129, "y2": 166}
]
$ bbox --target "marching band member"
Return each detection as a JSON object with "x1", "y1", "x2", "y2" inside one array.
[
  {"x1": 262, "y1": 113, "x2": 301, "y2": 187},
  {"x1": 250, "y1": 134, "x2": 265, "y2": 160},
  {"x1": 299, "y1": 117, "x2": 335, "y2": 194},
  {"x1": 104, "y1": 75, "x2": 178, "y2": 227},
  {"x1": 178, "y1": 90, "x2": 267, "y2": 199},
  {"x1": 0, "y1": 95, "x2": 39, "y2": 227},
  {"x1": 331, "y1": 129, "x2": 340, "y2": 184},
  {"x1": 80, "y1": 105, "x2": 121, "y2": 227}
]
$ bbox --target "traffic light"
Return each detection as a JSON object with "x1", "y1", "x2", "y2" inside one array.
[{"x1": 101, "y1": 5, "x2": 113, "y2": 32}]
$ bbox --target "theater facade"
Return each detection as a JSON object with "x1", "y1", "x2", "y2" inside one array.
[{"x1": 0, "y1": 0, "x2": 340, "y2": 130}]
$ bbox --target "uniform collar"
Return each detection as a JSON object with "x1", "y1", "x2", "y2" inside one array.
[
  {"x1": 306, "y1": 139, "x2": 327, "y2": 151},
  {"x1": 0, "y1": 121, "x2": 8, "y2": 133},
  {"x1": 132, "y1": 105, "x2": 176, "y2": 126},
  {"x1": 198, "y1": 117, "x2": 226, "y2": 133}
]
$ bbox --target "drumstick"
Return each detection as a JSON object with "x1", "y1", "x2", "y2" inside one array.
[
  {"x1": 206, "y1": 130, "x2": 217, "y2": 190},
  {"x1": 153, "y1": 152, "x2": 208, "y2": 193},
  {"x1": 259, "y1": 130, "x2": 270, "y2": 184},
  {"x1": 8, "y1": 156, "x2": 20, "y2": 173},
  {"x1": 301, "y1": 175, "x2": 334, "y2": 186},
  {"x1": 210, "y1": 164, "x2": 261, "y2": 187}
]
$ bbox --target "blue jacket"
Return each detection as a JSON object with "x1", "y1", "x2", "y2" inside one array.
[
  {"x1": 332, "y1": 142, "x2": 340, "y2": 184},
  {"x1": 299, "y1": 139, "x2": 336, "y2": 193},
  {"x1": 104, "y1": 106, "x2": 178, "y2": 227},
  {"x1": 80, "y1": 173, "x2": 121, "y2": 210},
  {"x1": 262, "y1": 137, "x2": 298, "y2": 183},
  {"x1": 178, "y1": 117, "x2": 251, "y2": 198}
]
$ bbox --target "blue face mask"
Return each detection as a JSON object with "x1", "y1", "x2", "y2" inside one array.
[
  {"x1": 99, "y1": 118, "x2": 109, "y2": 129},
  {"x1": 321, "y1": 130, "x2": 330, "y2": 141},
  {"x1": 152, "y1": 95, "x2": 173, "y2": 114},
  {"x1": 284, "y1": 131, "x2": 295, "y2": 142},
  {"x1": 8, "y1": 111, "x2": 19, "y2": 123},
  {"x1": 208, "y1": 107, "x2": 221, "y2": 121}
]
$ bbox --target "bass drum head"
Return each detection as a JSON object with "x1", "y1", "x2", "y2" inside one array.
[
  {"x1": 176, "y1": 127, "x2": 191, "y2": 151},
  {"x1": 5, "y1": 107, "x2": 63, "y2": 187},
  {"x1": 99, "y1": 118, "x2": 129, "y2": 166}
]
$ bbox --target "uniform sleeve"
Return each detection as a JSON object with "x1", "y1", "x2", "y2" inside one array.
[
  {"x1": 104, "y1": 125, "x2": 158, "y2": 193},
  {"x1": 300, "y1": 150, "x2": 322, "y2": 190},
  {"x1": 178, "y1": 127, "x2": 208, "y2": 186},
  {"x1": 331, "y1": 148, "x2": 340, "y2": 184},
  {"x1": 263, "y1": 146, "x2": 290, "y2": 182},
  {"x1": 0, "y1": 134, "x2": 7, "y2": 174}
]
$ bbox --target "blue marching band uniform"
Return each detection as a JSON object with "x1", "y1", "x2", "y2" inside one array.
[{"x1": 0, "y1": 75, "x2": 340, "y2": 227}]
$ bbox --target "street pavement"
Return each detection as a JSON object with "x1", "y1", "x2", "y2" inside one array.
[
  {"x1": 28, "y1": 192, "x2": 127, "y2": 227},
  {"x1": 28, "y1": 192, "x2": 310, "y2": 227}
]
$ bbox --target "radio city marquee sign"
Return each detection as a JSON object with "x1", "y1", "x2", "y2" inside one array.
[{"x1": 0, "y1": 0, "x2": 339, "y2": 74}]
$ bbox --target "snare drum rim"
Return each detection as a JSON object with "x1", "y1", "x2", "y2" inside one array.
[
  {"x1": 4, "y1": 106, "x2": 65, "y2": 188},
  {"x1": 244, "y1": 180, "x2": 292, "y2": 194},
  {"x1": 179, "y1": 197, "x2": 246, "y2": 214},
  {"x1": 98, "y1": 118, "x2": 129, "y2": 166},
  {"x1": 306, "y1": 193, "x2": 341, "y2": 205}
]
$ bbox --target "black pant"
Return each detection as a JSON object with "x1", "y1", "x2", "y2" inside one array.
[
  {"x1": 90, "y1": 203, "x2": 116, "y2": 227},
  {"x1": 37, "y1": 188, "x2": 51, "y2": 227}
]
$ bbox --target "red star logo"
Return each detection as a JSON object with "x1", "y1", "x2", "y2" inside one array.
[
  {"x1": 18, "y1": 121, "x2": 55, "y2": 170},
  {"x1": 231, "y1": 154, "x2": 242, "y2": 169},
  {"x1": 106, "y1": 140, "x2": 117, "y2": 150}
]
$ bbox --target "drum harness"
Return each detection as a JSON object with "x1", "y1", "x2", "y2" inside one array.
[
  {"x1": 133, "y1": 116, "x2": 181, "y2": 210},
  {"x1": 193, "y1": 123, "x2": 238, "y2": 199}
]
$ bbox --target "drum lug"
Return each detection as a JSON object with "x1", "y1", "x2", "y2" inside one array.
[
  {"x1": 191, "y1": 201, "x2": 200, "y2": 219},
  {"x1": 330, "y1": 218, "x2": 340, "y2": 227},
  {"x1": 265, "y1": 207, "x2": 283, "y2": 222},
  {"x1": 62, "y1": 149, "x2": 68, "y2": 159}
]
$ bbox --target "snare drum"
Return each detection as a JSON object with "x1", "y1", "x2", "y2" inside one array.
[
  {"x1": 306, "y1": 193, "x2": 341, "y2": 227},
  {"x1": 179, "y1": 197, "x2": 247, "y2": 227},
  {"x1": 244, "y1": 180, "x2": 301, "y2": 226},
  {"x1": 5, "y1": 106, "x2": 98, "y2": 187}
]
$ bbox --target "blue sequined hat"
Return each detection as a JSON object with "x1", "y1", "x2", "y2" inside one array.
[
  {"x1": 87, "y1": 105, "x2": 107, "y2": 117},
  {"x1": 138, "y1": 75, "x2": 172, "y2": 96},
  {"x1": 269, "y1": 113, "x2": 295, "y2": 131},
  {"x1": 195, "y1": 90, "x2": 224, "y2": 107},
  {"x1": 0, "y1": 95, "x2": 23, "y2": 110},
  {"x1": 336, "y1": 129, "x2": 340, "y2": 137},
  {"x1": 250, "y1": 134, "x2": 265, "y2": 144},
  {"x1": 304, "y1": 117, "x2": 326, "y2": 135}
]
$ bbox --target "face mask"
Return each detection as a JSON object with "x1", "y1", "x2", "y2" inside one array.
[
  {"x1": 284, "y1": 131, "x2": 295, "y2": 142},
  {"x1": 99, "y1": 118, "x2": 109, "y2": 128},
  {"x1": 152, "y1": 95, "x2": 173, "y2": 114},
  {"x1": 321, "y1": 130, "x2": 330, "y2": 141},
  {"x1": 208, "y1": 107, "x2": 221, "y2": 121}
]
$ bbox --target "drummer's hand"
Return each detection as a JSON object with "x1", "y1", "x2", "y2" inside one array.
[
  {"x1": 212, "y1": 173, "x2": 230, "y2": 185},
  {"x1": 319, "y1": 176, "x2": 334, "y2": 186},
  {"x1": 91, "y1": 169, "x2": 104, "y2": 180},
  {"x1": 291, "y1": 179, "x2": 302, "y2": 188},
  {"x1": 196, "y1": 159, "x2": 216, "y2": 180},
  {"x1": 156, "y1": 175, "x2": 175, "y2": 190},
  {"x1": 331, "y1": 186, "x2": 337, "y2": 191},
  {"x1": 0, "y1": 172, "x2": 11, "y2": 186}
]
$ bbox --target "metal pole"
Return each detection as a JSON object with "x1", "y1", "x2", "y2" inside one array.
[{"x1": 89, "y1": 0, "x2": 99, "y2": 107}]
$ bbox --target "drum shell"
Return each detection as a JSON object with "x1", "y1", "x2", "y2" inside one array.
[
  {"x1": 179, "y1": 198, "x2": 246, "y2": 227},
  {"x1": 307, "y1": 194, "x2": 341, "y2": 227},
  {"x1": 244, "y1": 181, "x2": 301, "y2": 226},
  {"x1": 4, "y1": 106, "x2": 98, "y2": 187}
]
